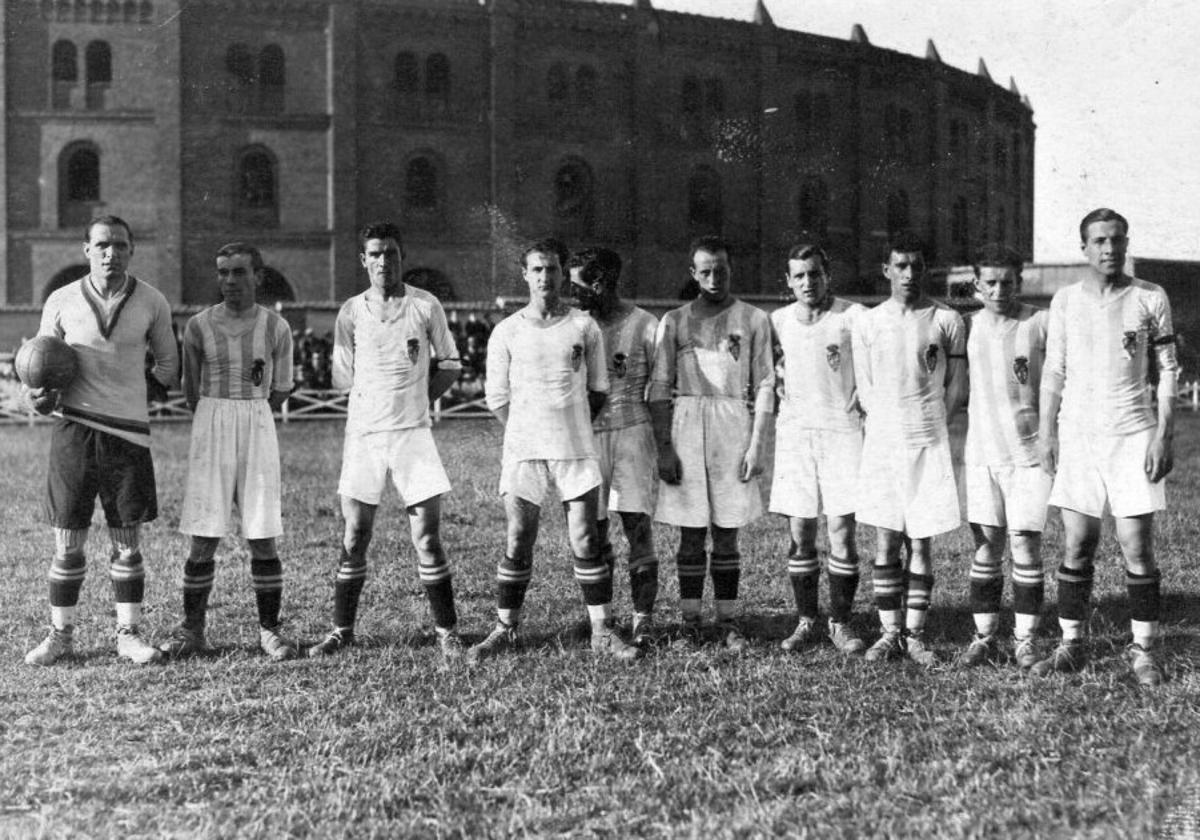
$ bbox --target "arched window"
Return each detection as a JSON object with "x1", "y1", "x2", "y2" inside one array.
[
  {"x1": 122, "y1": 0, "x2": 137, "y2": 22},
  {"x1": 687, "y1": 166, "x2": 722, "y2": 234},
  {"x1": 225, "y1": 43, "x2": 255, "y2": 113},
  {"x1": 405, "y1": 157, "x2": 439, "y2": 211},
  {"x1": 426, "y1": 53, "x2": 450, "y2": 105},
  {"x1": 139, "y1": 0, "x2": 152, "y2": 23},
  {"x1": 258, "y1": 44, "x2": 285, "y2": 113},
  {"x1": 51, "y1": 40, "x2": 77, "y2": 109},
  {"x1": 394, "y1": 52, "x2": 419, "y2": 94},
  {"x1": 798, "y1": 178, "x2": 830, "y2": 238},
  {"x1": 234, "y1": 146, "x2": 278, "y2": 228},
  {"x1": 554, "y1": 158, "x2": 595, "y2": 238},
  {"x1": 576, "y1": 65, "x2": 597, "y2": 106},
  {"x1": 58, "y1": 142, "x2": 100, "y2": 228},
  {"x1": 84, "y1": 41, "x2": 111, "y2": 109},
  {"x1": 547, "y1": 63, "x2": 568, "y2": 103},
  {"x1": 886, "y1": 190, "x2": 909, "y2": 236}
]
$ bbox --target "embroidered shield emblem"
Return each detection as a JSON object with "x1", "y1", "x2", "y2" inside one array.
[
  {"x1": 406, "y1": 338, "x2": 420, "y2": 364},
  {"x1": 826, "y1": 343, "x2": 841, "y2": 372},
  {"x1": 923, "y1": 343, "x2": 939, "y2": 373},
  {"x1": 250, "y1": 358, "x2": 265, "y2": 386},
  {"x1": 1013, "y1": 355, "x2": 1029, "y2": 385},
  {"x1": 727, "y1": 333, "x2": 741, "y2": 361},
  {"x1": 571, "y1": 343, "x2": 583, "y2": 371},
  {"x1": 1121, "y1": 330, "x2": 1138, "y2": 358},
  {"x1": 613, "y1": 352, "x2": 628, "y2": 378}
]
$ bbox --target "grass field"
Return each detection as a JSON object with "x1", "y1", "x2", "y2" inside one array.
[{"x1": 3, "y1": 415, "x2": 1200, "y2": 838}]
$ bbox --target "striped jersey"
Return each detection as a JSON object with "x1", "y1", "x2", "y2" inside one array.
[
  {"x1": 332, "y1": 286, "x2": 461, "y2": 434},
  {"x1": 39, "y1": 274, "x2": 179, "y2": 448},
  {"x1": 965, "y1": 304, "x2": 1046, "y2": 467},
  {"x1": 486, "y1": 307, "x2": 608, "y2": 460},
  {"x1": 648, "y1": 298, "x2": 774, "y2": 404},
  {"x1": 852, "y1": 298, "x2": 965, "y2": 447},
  {"x1": 183, "y1": 305, "x2": 293, "y2": 400},
  {"x1": 593, "y1": 305, "x2": 658, "y2": 432},
  {"x1": 772, "y1": 297, "x2": 864, "y2": 433},
  {"x1": 1043, "y1": 277, "x2": 1178, "y2": 437}
]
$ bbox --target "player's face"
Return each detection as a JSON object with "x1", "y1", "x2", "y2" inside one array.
[
  {"x1": 568, "y1": 266, "x2": 602, "y2": 313},
  {"x1": 883, "y1": 250, "x2": 925, "y2": 304},
  {"x1": 523, "y1": 251, "x2": 563, "y2": 305},
  {"x1": 1081, "y1": 220, "x2": 1128, "y2": 280},
  {"x1": 216, "y1": 253, "x2": 258, "y2": 312},
  {"x1": 785, "y1": 257, "x2": 829, "y2": 307},
  {"x1": 691, "y1": 248, "x2": 732, "y2": 304},
  {"x1": 974, "y1": 266, "x2": 1020, "y2": 315},
  {"x1": 83, "y1": 223, "x2": 133, "y2": 284},
  {"x1": 360, "y1": 237, "x2": 403, "y2": 295}
]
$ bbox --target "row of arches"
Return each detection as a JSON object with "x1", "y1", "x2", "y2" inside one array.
[
  {"x1": 50, "y1": 39, "x2": 110, "y2": 109},
  {"x1": 225, "y1": 44, "x2": 285, "y2": 114},
  {"x1": 394, "y1": 52, "x2": 450, "y2": 101},
  {"x1": 40, "y1": 0, "x2": 151, "y2": 24}
]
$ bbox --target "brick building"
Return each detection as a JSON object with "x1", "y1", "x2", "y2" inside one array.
[{"x1": 0, "y1": 0, "x2": 1034, "y2": 305}]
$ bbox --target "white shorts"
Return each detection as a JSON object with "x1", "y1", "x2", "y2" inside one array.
[
  {"x1": 338, "y1": 426, "x2": 451, "y2": 507},
  {"x1": 965, "y1": 463, "x2": 1052, "y2": 532},
  {"x1": 655, "y1": 396, "x2": 763, "y2": 529},
  {"x1": 1050, "y1": 427, "x2": 1166, "y2": 518},
  {"x1": 499, "y1": 457, "x2": 602, "y2": 506},
  {"x1": 180, "y1": 397, "x2": 282, "y2": 540},
  {"x1": 769, "y1": 428, "x2": 862, "y2": 520},
  {"x1": 596, "y1": 423, "x2": 657, "y2": 518},
  {"x1": 857, "y1": 433, "x2": 960, "y2": 539}
]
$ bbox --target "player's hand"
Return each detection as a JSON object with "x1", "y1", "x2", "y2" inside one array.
[
  {"x1": 658, "y1": 445, "x2": 683, "y2": 485},
  {"x1": 145, "y1": 373, "x2": 169, "y2": 404},
  {"x1": 1145, "y1": 434, "x2": 1174, "y2": 483},
  {"x1": 1037, "y1": 435, "x2": 1057, "y2": 476},
  {"x1": 739, "y1": 448, "x2": 764, "y2": 483},
  {"x1": 25, "y1": 386, "x2": 61, "y2": 415}
]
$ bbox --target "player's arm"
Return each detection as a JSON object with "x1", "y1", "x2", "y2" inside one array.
[
  {"x1": 943, "y1": 312, "x2": 968, "y2": 417},
  {"x1": 1146, "y1": 293, "x2": 1179, "y2": 482},
  {"x1": 584, "y1": 319, "x2": 609, "y2": 421},
  {"x1": 1037, "y1": 293, "x2": 1067, "y2": 474},
  {"x1": 850, "y1": 315, "x2": 872, "y2": 418},
  {"x1": 23, "y1": 302, "x2": 65, "y2": 413},
  {"x1": 484, "y1": 321, "x2": 511, "y2": 427},
  {"x1": 181, "y1": 319, "x2": 203, "y2": 411},
  {"x1": 330, "y1": 303, "x2": 355, "y2": 392},
  {"x1": 647, "y1": 314, "x2": 681, "y2": 483},
  {"x1": 267, "y1": 319, "x2": 294, "y2": 413},
  {"x1": 740, "y1": 312, "x2": 775, "y2": 482},
  {"x1": 427, "y1": 302, "x2": 463, "y2": 402}
]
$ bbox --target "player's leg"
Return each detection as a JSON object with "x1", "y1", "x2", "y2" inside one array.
[
  {"x1": 676, "y1": 525, "x2": 708, "y2": 645},
  {"x1": 407, "y1": 494, "x2": 463, "y2": 657},
  {"x1": 309, "y1": 495, "x2": 377, "y2": 657},
  {"x1": 1031, "y1": 508, "x2": 1099, "y2": 676},
  {"x1": 160, "y1": 535, "x2": 219, "y2": 658},
  {"x1": 962, "y1": 523, "x2": 1006, "y2": 666},
  {"x1": 609, "y1": 423, "x2": 660, "y2": 642},
  {"x1": 1009, "y1": 530, "x2": 1044, "y2": 668},
  {"x1": 826, "y1": 513, "x2": 864, "y2": 654},
  {"x1": 864, "y1": 527, "x2": 906, "y2": 662},
  {"x1": 25, "y1": 527, "x2": 89, "y2": 665},
  {"x1": 902, "y1": 538, "x2": 938, "y2": 666},
  {"x1": 467, "y1": 492, "x2": 539, "y2": 663},
  {"x1": 710, "y1": 525, "x2": 746, "y2": 651},
  {"x1": 566, "y1": 486, "x2": 639, "y2": 661},
  {"x1": 248, "y1": 537, "x2": 297, "y2": 661},
  {"x1": 108, "y1": 524, "x2": 162, "y2": 664},
  {"x1": 781, "y1": 516, "x2": 820, "y2": 652},
  {"x1": 619, "y1": 511, "x2": 658, "y2": 644},
  {"x1": 1116, "y1": 513, "x2": 1164, "y2": 686},
  {"x1": 595, "y1": 429, "x2": 617, "y2": 579}
]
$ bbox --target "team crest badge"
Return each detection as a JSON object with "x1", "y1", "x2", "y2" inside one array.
[
  {"x1": 613, "y1": 352, "x2": 628, "y2": 378},
  {"x1": 406, "y1": 338, "x2": 420, "y2": 364},
  {"x1": 571, "y1": 343, "x2": 583, "y2": 371},
  {"x1": 1012, "y1": 355, "x2": 1029, "y2": 385},
  {"x1": 1121, "y1": 330, "x2": 1138, "y2": 359},
  {"x1": 250, "y1": 358, "x2": 265, "y2": 386},
  {"x1": 923, "y1": 344, "x2": 939, "y2": 373},
  {"x1": 727, "y1": 333, "x2": 742, "y2": 361},
  {"x1": 826, "y1": 344, "x2": 841, "y2": 372}
]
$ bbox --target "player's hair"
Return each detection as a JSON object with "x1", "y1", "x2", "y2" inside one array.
[
  {"x1": 785, "y1": 243, "x2": 830, "y2": 273},
  {"x1": 689, "y1": 235, "x2": 732, "y2": 266},
  {"x1": 520, "y1": 237, "x2": 569, "y2": 270},
  {"x1": 85, "y1": 215, "x2": 134, "y2": 246},
  {"x1": 883, "y1": 230, "x2": 927, "y2": 262},
  {"x1": 215, "y1": 241, "x2": 264, "y2": 272},
  {"x1": 1078, "y1": 207, "x2": 1128, "y2": 243},
  {"x1": 971, "y1": 242, "x2": 1023, "y2": 277},
  {"x1": 358, "y1": 221, "x2": 406, "y2": 257},
  {"x1": 566, "y1": 247, "x2": 623, "y2": 288}
]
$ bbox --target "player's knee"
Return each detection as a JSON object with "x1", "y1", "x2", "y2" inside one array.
[
  {"x1": 678, "y1": 526, "x2": 707, "y2": 555},
  {"x1": 247, "y1": 538, "x2": 277, "y2": 560},
  {"x1": 344, "y1": 525, "x2": 373, "y2": 556},
  {"x1": 710, "y1": 525, "x2": 739, "y2": 556}
]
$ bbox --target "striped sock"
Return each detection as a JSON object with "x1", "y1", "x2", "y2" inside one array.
[
  {"x1": 574, "y1": 554, "x2": 612, "y2": 606},
  {"x1": 970, "y1": 557, "x2": 1003, "y2": 636},
  {"x1": 49, "y1": 527, "x2": 88, "y2": 624},
  {"x1": 181, "y1": 558, "x2": 216, "y2": 629},
  {"x1": 872, "y1": 563, "x2": 904, "y2": 613},
  {"x1": 787, "y1": 550, "x2": 820, "y2": 620},
  {"x1": 419, "y1": 559, "x2": 457, "y2": 630},
  {"x1": 333, "y1": 547, "x2": 367, "y2": 629},
  {"x1": 1012, "y1": 560, "x2": 1044, "y2": 638},
  {"x1": 827, "y1": 555, "x2": 859, "y2": 625},
  {"x1": 710, "y1": 552, "x2": 741, "y2": 601},
  {"x1": 628, "y1": 554, "x2": 659, "y2": 616},
  {"x1": 1056, "y1": 564, "x2": 1093, "y2": 623},
  {"x1": 251, "y1": 557, "x2": 284, "y2": 629},
  {"x1": 677, "y1": 550, "x2": 707, "y2": 602},
  {"x1": 1127, "y1": 570, "x2": 1161, "y2": 649},
  {"x1": 497, "y1": 554, "x2": 532, "y2": 614},
  {"x1": 905, "y1": 573, "x2": 934, "y2": 633},
  {"x1": 109, "y1": 551, "x2": 145, "y2": 607}
]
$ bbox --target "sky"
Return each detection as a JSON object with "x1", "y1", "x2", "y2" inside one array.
[{"x1": 652, "y1": 0, "x2": 1200, "y2": 264}]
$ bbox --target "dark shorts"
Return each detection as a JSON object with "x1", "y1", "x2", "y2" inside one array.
[{"x1": 44, "y1": 419, "x2": 158, "y2": 529}]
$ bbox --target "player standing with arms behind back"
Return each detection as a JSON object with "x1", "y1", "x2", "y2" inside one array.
[
  {"x1": 161, "y1": 242, "x2": 297, "y2": 661},
  {"x1": 24, "y1": 215, "x2": 179, "y2": 666},
  {"x1": 1032, "y1": 209, "x2": 1178, "y2": 687},
  {"x1": 769, "y1": 244, "x2": 867, "y2": 655}
]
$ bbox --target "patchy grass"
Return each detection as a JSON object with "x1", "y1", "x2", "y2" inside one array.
[{"x1": 1, "y1": 415, "x2": 1199, "y2": 838}]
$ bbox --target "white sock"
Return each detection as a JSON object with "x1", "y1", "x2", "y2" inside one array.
[
  {"x1": 1131, "y1": 619, "x2": 1158, "y2": 650},
  {"x1": 879, "y1": 609, "x2": 903, "y2": 634},
  {"x1": 115, "y1": 602, "x2": 141, "y2": 627},
  {"x1": 1060, "y1": 618, "x2": 1084, "y2": 642},
  {"x1": 587, "y1": 604, "x2": 612, "y2": 626},
  {"x1": 715, "y1": 599, "x2": 738, "y2": 621},
  {"x1": 51, "y1": 606, "x2": 77, "y2": 631},
  {"x1": 497, "y1": 608, "x2": 521, "y2": 628},
  {"x1": 1013, "y1": 613, "x2": 1038, "y2": 640},
  {"x1": 905, "y1": 608, "x2": 928, "y2": 633},
  {"x1": 680, "y1": 598, "x2": 702, "y2": 622},
  {"x1": 974, "y1": 612, "x2": 1000, "y2": 637}
]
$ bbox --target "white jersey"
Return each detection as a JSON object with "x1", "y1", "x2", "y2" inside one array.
[
  {"x1": 593, "y1": 306, "x2": 657, "y2": 433},
  {"x1": 853, "y1": 298, "x2": 965, "y2": 448},
  {"x1": 183, "y1": 305, "x2": 293, "y2": 400},
  {"x1": 772, "y1": 297, "x2": 864, "y2": 433},
  {"x1": 332, "y1": 286, "x2": 460, "y2": 435},
  {"x1": 1043, "y1": 277, "x2": 1178, "y2": 437},
  {"x1": 965, "y1": 304, "x2": 1046, "y2": 467},
  {"x1": 486, "y1": 307, "x2": 608, "y2": 461}
]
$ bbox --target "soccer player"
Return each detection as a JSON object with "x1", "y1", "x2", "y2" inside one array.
[
  {"x1": 852, "y1": 232, "x2": 966, "y2": 667},
  {"x1": 468, "y1": 238, "x2": 640, "y2": 663},
  {"x1": 24, "y1": 215, "x2": 179, "y2": 666},
  {"x1": 769, "y1": 244, "x2": 866, "y2": 655},
  {"x1": 309, "y1": 222, "x2": 465, "y2": 658},
  {"x1": 160, "y1": 243, "x2": 297, "y2": 661},
  {"x1": 567, "y1": 247, "x2": 660, "y2": 645},
  {"x1": 649, "y1": 236, "x2": 774, "y2": 651},
  {"x1": 959, "y1": 244, "x2": 1050, "y2": 669},
  {"x1": 1032, "y1": 208, "x2": 1178, "y2": 687}
]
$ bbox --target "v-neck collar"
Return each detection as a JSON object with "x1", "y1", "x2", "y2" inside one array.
[{"x1": 81, "y1": 275, "x2": 137, "y2": 340}]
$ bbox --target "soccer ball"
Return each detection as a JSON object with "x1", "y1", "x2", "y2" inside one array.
[{"x1": 15, "y1": 335, "x2": 78, "y2": 390}]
